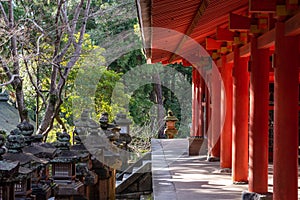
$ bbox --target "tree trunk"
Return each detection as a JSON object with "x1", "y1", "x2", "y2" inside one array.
[
  {"x1": 36, "y1": 0, "x2": 91, "y2": 139},
  {"x1": 153, "y1": 73, "x2": 165, "y2": 138},
  {"x1": 9, "y1": 0, "x2": 26, "y2": 122},
  {"x1": 13, "y1": 78, "x2": 27, "y2": 122}
]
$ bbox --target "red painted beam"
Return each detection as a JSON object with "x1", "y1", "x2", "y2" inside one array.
[
  {"x1": 240, "y1": 43, "x2": 251, "y2": 57},
  {"x1": 226, "y1": 51, "x2": 234, "y2": 63},
  {"x1": 206, "y1": 38, "x2": 222, "y2": 50},
  {"x1": 286, "y1": 0, "x2": 298, "y2": 11},
  {"x1": 229, "y1": 13, "x2": 251, "y2": 31},
  {"x1": 257, "y1": 29, "x2": 275, "y2": 49},
  {"x1": 216, "y1": 27, "x2": 234, "y2": 41},
  {"x1": 249, "y1": 0, "x2": 276, "y2": 13},
  {"x1": 285, "y1": 10, "x2": 300, "y2": 36}
]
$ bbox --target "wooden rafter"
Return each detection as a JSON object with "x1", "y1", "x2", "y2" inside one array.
[{"x1": 168, "y1": 0, "x2": 209, "y2": 63}]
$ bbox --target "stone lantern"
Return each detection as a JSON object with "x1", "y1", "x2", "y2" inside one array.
[
  {"x1": 51, "y1": 131, "x2": 86, "y2": 199},
  {"x1": 3, "y1": 123, "x2": 48, "y2": 200},
  {"x1": 0, "y1": 129, "x2": 19, "y2": 200},
  {"x1": 114, "y1": 113, "x2": 132, "y2": 135},
  {"x1": 113, "y1": 112, "x2": 132, "y2": 148},
  {"x1": 163, "y1": 110, "x2": 178, "y2": 139}
]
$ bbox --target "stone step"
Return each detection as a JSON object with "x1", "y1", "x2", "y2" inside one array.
[
  {"x1": 142, "y1": 160, "x2": 151, "y2": 165},
  {"x1": 116, "y1": 162, "x2": 152, "y2": 195},
  {"x1": 116, "y1": 180, "x2": 122, "y2": 187},
  {"x1": 116, "y1": 152, "x2": 152, "y2": 180},
  {"x1": 122, "y1": 173, "x2": 131, "y2": 181},
  {"x1": 132, "y1": 167, "x2": 139, "y2": 173}
]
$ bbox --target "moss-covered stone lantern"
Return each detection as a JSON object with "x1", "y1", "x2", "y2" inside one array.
[
  {"x1": 4, "y1": 122, "x2": 48, "y2": 200},
  {"x1": 51, "y1": 131, "x2": 86, "y2": 199},
  {"x1": 0, "y1": 129, "x2": 19, "y2": 200},
  {"x1": 113, "y1": 112, "x2": 132, "y2": 149},
  {"x1": 163, "y1": 110, "x2": 178, "y2": 139}
]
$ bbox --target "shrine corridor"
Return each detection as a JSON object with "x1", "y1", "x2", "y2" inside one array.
[{"x1": 151, "y1": 139, "x2": 300, "y2": 200}]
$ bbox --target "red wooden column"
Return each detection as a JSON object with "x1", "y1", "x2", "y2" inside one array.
[
  {"x1": 205, "y1": 80, "x2": 210, "y2": 138},
  {"x1": 192, "y1": 67, "x2": 197, "y2": 136},
  {"x1": 195, "y1": 70, "x2": 201, "y2": 136},
  {"x1": 232, "y1": 46, "x2": 249, "y2": 183},
  {"x1": 206, "y1": 74, "x2": 213, "y2": 154},
  {"x1": 220, "y1": 56, "x2": 233, "y2": 169},
  {"x1": 248, "y1": 37, "x2": 269, "y2": 193},
  {"x1": 273, "y1": 22, "x2": 299, "y2": 200},
  {"x1": 197, "y1": 74, "x2": 204, "y2": 137},
  {"x1": 211, "y1": 65, "x2": 221, "y2": 158}
]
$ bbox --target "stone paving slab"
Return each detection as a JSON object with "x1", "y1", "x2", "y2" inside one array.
[{"x1": 151, "y1": 138, "x2": 300, "y2": 200}]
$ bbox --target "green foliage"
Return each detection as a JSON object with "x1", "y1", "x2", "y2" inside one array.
[
  {"x1": 44, "y1": 32, "x2": 127, "y2": 140},
  {"x1": 129, "y1": 84, "x2": 154, "y2": 125},
  {"x1": 1, "y1": 0, "x2": 192, "y2": 144},
  {"x1": 94, "y1": 69, "x2": 126, "y2": 120},
  {"x1": 87, "y1": 0, "x2": 137, "y2": 44}
]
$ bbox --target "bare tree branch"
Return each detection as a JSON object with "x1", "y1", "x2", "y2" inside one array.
[
  {"x1": 61, "y1": 1, "x2": 72, "y2": 34},
  {"x1": 54, "y1": 0, "x2": 85, "y2": 62},
  {"x1": 22, "y1": 50, "x2": 46, "y2": 107},
  {"x1": 39, "y1": 0, "x2": 92, "y2": 139},
  {"x1": 24, "y1": 18, "x2": 45, "y2": 55},
  {"x1": 48, "y1": 0, "x2": 64, "y2": 97},
  {"x1": 55, "y1": 114, "x2": 67, "y2": 132},
  {"x1": 77, "y1": 0, "x2": 91, "y2": 46},
  {"x1": 7, "y1": 0, "x2": 27, "y2": 122},
  {"x1": 0, "y1": 56, "x2": 12, "y2": 81},
  {"x1": 0, "y1": 74, "x2": 19, "y2": 87},
  {"x1": 0, "y1": 2, "x2": 9, "y2": 26},
  {"x1": 70, "y1": 0, "x2": 84, "y2": 33}
]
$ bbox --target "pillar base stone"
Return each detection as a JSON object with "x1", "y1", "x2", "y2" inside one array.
[
  {"x1": 241, "y1": 191, "x2": 273, "y2": 200},
  {"x1": 188, "y1": 137, "x2": 204, "y2": 156},
  {"x1": 219, "y1": 168, "x2": 231, "y2": 174},
  {"x1": 207, "y1": 156, "x2": 220, "y2": 162},
  {"x1": 233, "y1": 181, "x2": 248, "y2": 185}
]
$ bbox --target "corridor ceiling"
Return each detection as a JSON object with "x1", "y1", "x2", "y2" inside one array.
[{"x1": 137, "y1": 0, "x2": 249, "y2": 64}]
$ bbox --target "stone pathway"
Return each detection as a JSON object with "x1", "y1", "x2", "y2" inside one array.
[{"x1": 151, "y1": 138, "x2": 300, "y2": 200}]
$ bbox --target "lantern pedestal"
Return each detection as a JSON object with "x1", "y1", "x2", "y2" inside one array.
[
  {"x1": 163, "y1": 110, "x2": 179, "y2": 139},
  {"x1": 164, "y1": 129, "x2": 178, "y2": 139},
  {"x1": 188, "y1": 137, "x2": 204, "y2": 156}
]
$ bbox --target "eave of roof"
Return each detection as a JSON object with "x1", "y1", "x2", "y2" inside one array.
[{"x1": 137, "y1": 0, "x2": 249, "y2": 64}]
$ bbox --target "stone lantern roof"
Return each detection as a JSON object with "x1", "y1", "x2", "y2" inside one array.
[
  {"x1": 0, "y1": 130, "x2": 19, "y2": 182},
  {"x1": 113, "y1": 112, "x2": 132, "y2": 125},
  {"x1": 0, "y1": 161, "x2": 19, "y2": 180},
  {"x1": 51, "y1": 131, "x2": 88, "y2": 163},
  {"x1": 13, "y1": 120, "x2": 57, "y2": 159},
  {"x1": 3, "y1": 122, "x2": 49, "y2": 171},
  {"x1": 164, "y1": 110, "x2": 178, "y2": 122}
]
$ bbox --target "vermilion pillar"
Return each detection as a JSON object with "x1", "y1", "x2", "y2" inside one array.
[
  {"x1": 248, "y1": 37, "x2": 269, "y2": 193},
  {"x1": 273, "y1": 22, "x2": 299, "y2": 200},
  {"x1": 205, "y1": 80, "x2": 210, "y2": 138},
  {"x1": 206, "y1": 74, "x2": 213, "y2": 155},
  {"x1": 232, "y1": 47, "x2": 249, "y2": 183},
  {"x1": 192, "y1": 67, "x2": 197, "y2": 136},
  {"x1": 197, "y1": 74, "x2": 204, "y2": 137},
  {"x1": 201, "y1": 78, "x2": 206, "y2": 137},
  {"x1": 220, "y1": 56, "x2": 233, "y2": 169},
  {"x1": 192, "y1": 68, "x2": 203, "y2": 137},
  {"x1": 211, "y1": 66, "x2": 221, "y2": 158}
]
